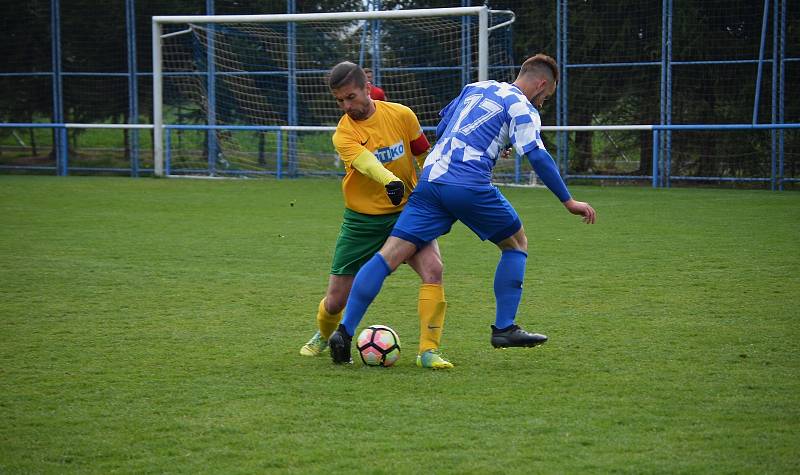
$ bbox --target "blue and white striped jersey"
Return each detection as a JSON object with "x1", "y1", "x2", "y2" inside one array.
[{"x1": 421, "y1": 80, "x2": 545, "y2": 187}]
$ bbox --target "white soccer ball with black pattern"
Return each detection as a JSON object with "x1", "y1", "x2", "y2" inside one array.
[{"x1": 356, "y1": 325, "x2": 401, "y2": 367}]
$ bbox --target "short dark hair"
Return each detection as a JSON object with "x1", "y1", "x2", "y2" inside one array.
[
  {"x1": 518, "y1": 54, "x2": 559, "y2": 85},
  {"x1": 328, "y1": 61, "x2": 367, "y2": 90}
]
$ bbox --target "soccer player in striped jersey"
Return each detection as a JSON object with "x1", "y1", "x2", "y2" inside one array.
[
  {"x1": 329, "y1": 54, "x2": 596, "y2": 363},
  {"x1": 299, "y1": 61, "x2": 452, "y2": 369}
]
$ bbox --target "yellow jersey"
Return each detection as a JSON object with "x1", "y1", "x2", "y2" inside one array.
[{"x1": 332, "y1": 101, "x2": 425, "y2": 215}]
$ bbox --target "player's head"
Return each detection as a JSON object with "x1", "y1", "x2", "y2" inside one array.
[
  {"x1": 328, "y1": 61, "x2": 374, "y2": 121},
  {"x1": 363, "y1": 67, "x2": 374, "y2": 83},
  {"x1": 515, "y1": 54, "x2": 559, "y2": 109}
]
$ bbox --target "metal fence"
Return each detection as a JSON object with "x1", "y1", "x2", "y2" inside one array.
[{"x1": 0, "y1": 0, "x2": 797, "y2": 189}]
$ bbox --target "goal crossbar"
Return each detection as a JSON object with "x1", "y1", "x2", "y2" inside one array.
[{"x1": 153, "y1": 7, "x2": 489, "y2": 25}]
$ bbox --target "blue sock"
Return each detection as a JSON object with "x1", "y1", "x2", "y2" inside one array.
[
  {"x1": 340, "y1": 253, "x2": 392, "y2": 336},
  {"x1": 494, "y1": 249, "x2": 527, "y2": 329}
]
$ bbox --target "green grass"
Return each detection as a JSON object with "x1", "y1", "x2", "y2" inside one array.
[{"x1": 1, "y1": 176, "x2": 798, "y2": 473}]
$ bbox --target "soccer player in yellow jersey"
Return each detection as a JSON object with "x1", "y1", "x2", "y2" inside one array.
[{"x1": 299, "y1": 61, "x2": 452, "y2": 369}]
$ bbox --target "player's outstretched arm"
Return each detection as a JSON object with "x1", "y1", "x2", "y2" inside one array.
[
  {"x1": 525, "y1": 147, "x2": 571, "y2": 202},
  {"x1": 351, "y1": 151, "x2": 404, "y2": 205},
  {"x1": 526, "y1": 147, "x2": 596, "y2": 224}
]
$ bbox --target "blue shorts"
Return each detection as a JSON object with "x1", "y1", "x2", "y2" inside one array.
[{"x1": 391, "y1": 181, "x2": 522, "y2": 248}]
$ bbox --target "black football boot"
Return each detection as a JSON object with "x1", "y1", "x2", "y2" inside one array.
[
  {"x1": 328, "y1": 324, "x2": 354, "y2": 364},
  {"x1": 490, "y1": 324, "x2": 548, "y2": 348}
]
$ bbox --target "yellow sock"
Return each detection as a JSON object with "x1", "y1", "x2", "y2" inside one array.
[
  {"x1": 316, "y1": 298, "x2": 342, "y2": 339},
  {"x1": 418, "y1": 283, "x2": 447, "y2": 353}
]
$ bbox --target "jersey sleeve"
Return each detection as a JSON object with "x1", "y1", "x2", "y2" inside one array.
[
  {"x1": 435, "y1": 93, "x2": 462, "y2": 139},
  {"x1": 526, "y1": 147, "x2": 571, "y2": 202},
  {"x1": 332, "y1": 127, "x2": 366, "y2": 167},
  {"x1": 333, "y1": 117, "x2": 400, "y2": 186},
  {"x1": 401, "y1": 106, "x2": 429, "y2": 156},
  {"x1": 508, "y1": 98, "x2": 545, "y2": 157},
  {"x1": 410, "y1": 133, "x2": 430, "y2": 158}
]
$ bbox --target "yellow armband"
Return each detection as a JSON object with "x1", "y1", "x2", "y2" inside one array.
[{"x1": 351, "y1": 150, "x2": 399, "y2": 186}]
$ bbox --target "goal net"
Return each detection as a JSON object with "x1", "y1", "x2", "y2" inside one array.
[{"x1": 153, "y1": 7, "x2": 516, "y2": 177}]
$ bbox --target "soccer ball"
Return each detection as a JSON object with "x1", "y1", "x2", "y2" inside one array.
[{"x1": 356, "y1": 325, "x2": 401, "y2": 367}]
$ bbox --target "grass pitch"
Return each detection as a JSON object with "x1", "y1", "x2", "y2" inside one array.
[{"x1": 1, "y1": 176, "x2": 798, "y2": 473}]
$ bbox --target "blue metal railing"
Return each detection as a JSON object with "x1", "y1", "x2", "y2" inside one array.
[{"x1": 3, "y1": 122, "x2": 797, "y2": 188}]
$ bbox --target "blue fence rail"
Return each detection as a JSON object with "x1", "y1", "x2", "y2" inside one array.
[{"x1": 2, "y1": 122, "x2": 798, "y2": 189}]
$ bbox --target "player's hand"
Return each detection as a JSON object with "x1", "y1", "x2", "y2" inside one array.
[
  {"x1": 563, "y1": 198, "x2": 596, "y2": 224},
  {"x1": 500, "y1": 147, "x2": 513, "y2": 159},
  {"x1": 385, "y1": 181, "x2": 404, "y2": 206}
]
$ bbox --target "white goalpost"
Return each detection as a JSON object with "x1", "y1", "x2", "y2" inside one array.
[{"x1": 151, "y1": 7, "x2": 515, "y2": 177}]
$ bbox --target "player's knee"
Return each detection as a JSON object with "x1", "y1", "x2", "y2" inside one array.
[
  {"x1": 516, "y1": 233, "x2": 528, "y2": 252},
  {"x1": 324, "y1": 293, "x2": 347, "y2": 314},
  {"x1": 420, "y1": 257, "x2": 443, "y2": 284},
  {"x1": 498, "y1": 228, "x2": 528, "y2": 253}
]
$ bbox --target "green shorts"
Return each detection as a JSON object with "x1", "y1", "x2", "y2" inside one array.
[{"x1": 330, "y1": 208, "x2": 400, "y2": 275}]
